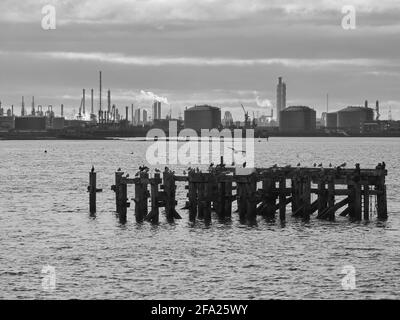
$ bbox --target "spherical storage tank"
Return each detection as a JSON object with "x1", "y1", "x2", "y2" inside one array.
[
  {"x1": 337, "y1": 106, "x2": 374, "y2": 132},
  {"x1": 279, "y1": 106, "x2": 316, "y2": 133}
]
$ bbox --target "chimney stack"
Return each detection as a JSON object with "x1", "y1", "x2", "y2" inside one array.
[
  {"x1": 365, "y1": 100, "x2": 368, "y2": 108},
  {"x1": 82, "y1": 89, "x2": 86, "y2": 114},
  {"x1": 91, "y1": 89, "x2": 94, "y2": 114}
]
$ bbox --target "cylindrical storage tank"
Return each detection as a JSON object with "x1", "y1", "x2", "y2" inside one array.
[
  {"x1": 337, "y1": 106, "x2": 374, "y2": 133},
  {"x1": 326, "y1": 112, "x2": 337, "y2": 128},
  {"x1": 279, "y1": 106, "x2": 316, "y2": 133},
  {"x1": 52, "y1": 117, "x2": 65, "y2": 129}
]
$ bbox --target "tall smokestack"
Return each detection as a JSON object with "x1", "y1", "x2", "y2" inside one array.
[
  {"x1": 376, "y1": 100, "x2": 380, "y2": 121},
  {"x1": 91, "y1": 89, "x2": 94, "y2": 114},
  {"x1": 365, "y1": 100, "x2": 368, "y2": 108},
  {"x1": 99, "y1": 71, "x2": 102, "y2": 112},
  {"x1": 61, "y1": 104, "x2": 64, "y2": 117},
  {"x1": 21, "y1": 96, "x2": 25, "y2": 116},
  {"x1": 82, "y1": 89, "x2": 86, "y2": 114},
  {"x1": 131, "y1": 104, "x2": 134, "y2": 125},
  {"x1": 12, "y1": 105, "x2": 14, "y2": 116},
  {"x1": 107, "y1": 89, "x2": 111, "y2": 123},
  {"x1": 126, "y1": 106, "x2": 129, "y2": 121},
  {"x1": 31, "y1": 96, "x2": 35, "y2": 115}
]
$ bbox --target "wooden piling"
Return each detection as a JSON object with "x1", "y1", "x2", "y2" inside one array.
[
  {"x1": 89, "y1": 171, "x2": 97, "y2": 214},
  {"x1": 279, "y1": 177, "x2": 286, "y2": 222}
]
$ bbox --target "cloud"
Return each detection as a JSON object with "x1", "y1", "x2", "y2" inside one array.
[
  {"x1": 255, "y1": 96, "x2": 273, "y2": 108},
  {"x1": 4, "y1": 50, "x2": 397, "y2": 69}
]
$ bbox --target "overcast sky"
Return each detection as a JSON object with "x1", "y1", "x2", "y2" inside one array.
[{"x1": 0, "y1": 0, "x2": 399, "y2": 120}]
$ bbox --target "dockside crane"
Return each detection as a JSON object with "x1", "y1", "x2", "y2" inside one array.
[{"x1": 241, "y1": 104, "x2": 250, "y2": 128}]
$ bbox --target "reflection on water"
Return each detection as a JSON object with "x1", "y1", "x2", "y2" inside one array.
[{"x1": 0, "y1": 137, "x2": 399, "y2": 299}]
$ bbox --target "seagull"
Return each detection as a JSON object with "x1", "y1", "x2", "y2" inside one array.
[
  {"x1": 329, "y1": 163, "x2": 332, "y2": 167},
  {"x1": 340, "y1": 162, "x2": 347, "y2": 168},
  {"x1": 285, "y1": 164, "x2": 291, "y2": 168},
  {"x1": 210, "y1": 163, "x2": 214, "y2": 167},
  {"x1": 44, "y1": 150, "x2": 47, "y2": 153},
  {"x1": 155, "y1": 168, "x2": 161, "y2": 173},
  {"x1": 228, "y1": 147, "x2": 246, "y2": 154},
  {"x1": 126, "y1": 174, "x2": 130, "y2": 178},
  {"x1": 313, "y1": 163, "x2": 317, "y2": 167},
  {"x1": 243, "y1": 162, "x2": 247, "y2": 168},
  {"x1": 231, "y1": 162, "x2": 235, "y2": 166},
  {"x1": 272, "y1": 164, "x2": 278, "y2": 168},
  {"x1": 318, "y1": 163, "x2": 323, "y2": 168},
  {"x1": 117, "y1": 168, "x2": 122, "y2": 172},
  {"x1": 91, "y1": 165, "x2": 95, "y2": 173},
  {"x1": 183, "y1": 170, "x2": 187, "y2": 175},
  {"x1": 297, "y1": 163, "x2": 301, "y2": 167},
  {"x1": 135, "y1": 172, "x2": 140, "y2": 177}
]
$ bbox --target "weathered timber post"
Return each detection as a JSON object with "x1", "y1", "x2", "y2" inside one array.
[
  {"x1": 363, "y1": 184, "x2": 370, "y2": 221},
  {"x1": 88, "y1": 171, "x2": 97, "y2": 214},
  {"x1": 203, "y1": 174, "x2": 212, "y2": 224},
  {"x1": 279, "y1": 176, "x2": 286, "y2": 222},
  {"x1": 317, "y1": 178, "x2": 327, "y2": 216},
  {"x1": 376, "y1": 167, "x2": 388, "y2": 220},
  {"x1": 216, "y1": 176, "x2": 226, "y2": 220},
  {"x1": 133, "y1": 172, "x2": 149, "y2": 222},
  {"x1": 246, "y1": 173, "x2": 257, "y2": 224},
  {"x1": 327, "y1": 176, "x2": 335, "y2": 221},
  {"x1": 147, "y1": 172, "x2": 161, "y2": 224},
  {"x1": 303, "y1": 175, "x2": 311, "y2": 220},
  {"x1": 224, "y1": 180, "x2": 233, "y2": 218},
  {"x1": 236, "y1": 178, "x2": 247, "y2": 222},
  {"x1": 262, "y1": 178, "x2": 276, "y2": 218},
  {"x1": 188, "y1": 172, "x2": 198, "y2": 223},
  {"x1": 197, "y1": 174, "x2": 205, "y2": 220},
  {"x1": 118, "y1": 177, "x2": 130, "y2": 223},
  {"x1": 163, "y1": 170, "x2": 181, "y2": 222},
  {"x1": 112, "y1": 171, "x2": 124, "y2": 214}
]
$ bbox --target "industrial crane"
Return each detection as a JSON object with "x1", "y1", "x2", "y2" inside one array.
[{"x1": 241, "y1": 104, "x2": 250, "y2": 128}]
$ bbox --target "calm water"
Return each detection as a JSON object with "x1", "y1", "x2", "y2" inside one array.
[{"x1": 0, "y1": 137, "x2": 399, "y2": 299}]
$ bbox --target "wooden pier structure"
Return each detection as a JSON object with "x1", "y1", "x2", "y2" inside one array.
[{"x1": 90, "y1": 161, "x2": 388, "y2": 224}]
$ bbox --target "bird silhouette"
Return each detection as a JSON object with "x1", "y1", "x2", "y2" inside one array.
[
  {"x1": 318, "y1": 163, "x2": 323, "y2": 167},
  {"x1": 272, "y1": 164, "x2": 278, "y2": 168},
  {"x1": 91, "y1": 165, "x2": 95, "y2": 173},
  {"x1": 126, "y1": 174, "x2": 130, "y2": 178},
  {"x1": 231, "y1": 162, "x2": 235, "y2": 166},
  {"x1": 297, "y1": 163, "x2": 301, "y2": 167},
  {"x1": 243, "y1": 162, "x2": 247, "y2": 168},
  {"x1": 329, "y1": 163, "x2": 332, "y2": 167},
  {"x1": 340, "y1": 162, "x2": 347, "y2": 168},
  {"x1": 155, "y1": 168, "x2": 161, "y2": 173},
  {"x1": 117, "y1": 168, "x2": 121, "y2": 172},
  {"x1": 313, "y1": 163, "x2": 317, "y2": 167},
  {"x1": 210, "y1": 163, "x2": 214, "y2": 167},
  {"x1": 135, "y1": 172, "x2": 140, "y2": 177}
]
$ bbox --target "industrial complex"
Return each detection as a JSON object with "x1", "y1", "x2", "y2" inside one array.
[{"x1": 0, "y1": 72, "x2": 399, "y2": 139}]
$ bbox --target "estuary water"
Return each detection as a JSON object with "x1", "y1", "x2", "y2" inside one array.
[{"x1": 0, "y1": 137, "x2": 399, "y2": 299}]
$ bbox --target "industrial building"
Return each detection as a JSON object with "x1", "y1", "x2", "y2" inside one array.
[
  {"x1": 14, "y1": 116, "x2": 46, "y2": 131},
  {"x1": 0, "y1": 116, "x2": 15, "y2": 131},
  {"x1": 279, "y1": 106, "x2": 316, "y2": 133},
  {"x1": 152, "y1": 101, "x2": 162, "y2": 121},
  {"x1": 337, "y1": 106, "x2": 374, "y2": 133},
  {"x1": 184, "y1": 105, "x2": 221, "y2": 132},
  {"x1": 276, "y1": 77, "x2": 286, "y2": 125}
]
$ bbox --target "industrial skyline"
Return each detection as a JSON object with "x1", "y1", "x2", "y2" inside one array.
[{"x1": 0, "y1": 0, "x2": 399, "y2": 121}]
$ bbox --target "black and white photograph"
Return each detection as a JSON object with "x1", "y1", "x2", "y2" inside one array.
[{"x1": 0, "y1": 0, "x2": 399, "y2": 310}]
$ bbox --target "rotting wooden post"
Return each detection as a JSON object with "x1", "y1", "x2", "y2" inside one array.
[
  {"x1": 216, "y1": 177, "x2": 226, "y2": 220},
  {"x1": 363, "y1": 184, "x2": 370, "y2": 221},
  {"x1": 188, "y1": 172, "x2": 197, "y2": 223},
  {"x1": 265, "y1": 178, "x2": 276, "y2": 218},
  {"x1": 279, "y1": 176, "x2": 286, "y2": 222},
  {"x1": 203, "y1": 174, "x2": 212, "y2": 224},
  {"x1": 113, "y1": 171, "x2": 124, "y2": 214},
  {"x1": 376, "y1": 169, "x2": 388, "y2": 220},
  {"x1": 118, "y1": 177, "x2": 130, "y2": 223},
  {"x1": 164, "y1": 170, "x2": 181, "y2": 222},
  {"x1": 317, "y1": 178, "x2": 327, "y2": 216},
  {"x1": 353, "y1": 181, "x2": 362, "y2": 221},
  {"x1": 303, "y1": 176, "x2": 311, "y2": 220},
  {"x1": 246, "y1": 174, "x2": 257, "y2": 224},
  {"x1": 197, "y1": 175, "x2": 205, "y2": 220},
  {"x1": 133, "y1": 171, "x2": 149, "y2": 223},
  {"x1": 224, "y1": 180, "x2": 233, "y2": 218},
  {"x1": 236, "y1": 178, "x2": 247, "y2": 222},
  {"x1": 327, "y1": 176, "x2": 335, "y2": 221},
  {"x1": 147, "y1": 172, "x2": 161, "y2": 224},
  {"x1": 89, "y1": 171, "x2": 97, "y2": 214}
]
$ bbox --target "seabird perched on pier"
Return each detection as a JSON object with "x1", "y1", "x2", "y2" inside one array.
[
  {"x1": 243, "y1": 162, "x2": 247, "y2": 168},
  {"x1": 117, "y1": 168, "x2": 121, "y2": 172},
  {"x1": 155, "y1": 168, "x2": 160, "y2": 173},
  {"x1": 318, "y1": 163, "x2": 323, "y2": 168},
  {"x1": 126, "y1": 174, "x2": 129, "y2": 178},
  {"x1": 297, "y1": 163, "x2": 301, "y2": 167},
  {"x1": 313, "y1": 163, "x2": 317, "y2": 167},
  {"x1": 339, "y1": 162, "x2": 347, "y2": 168},
  {"x1": 329, "y1": 163, "x2": 332, "y2": 168},
  {"x1": 91, "y1": 166, "x2": 95, "y2": 173}
]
